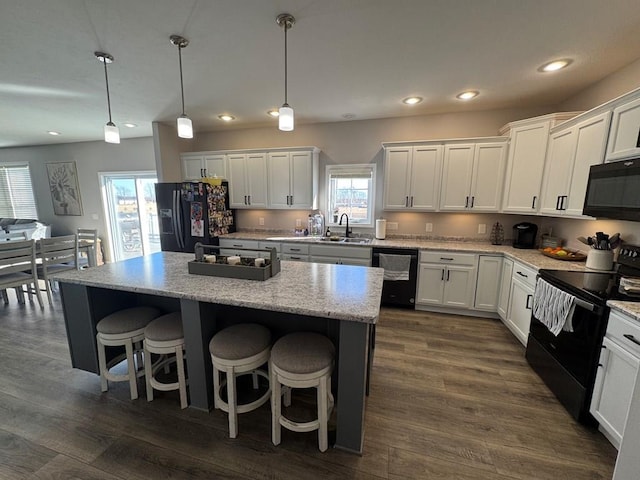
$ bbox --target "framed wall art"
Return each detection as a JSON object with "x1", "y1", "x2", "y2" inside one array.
[{"x1": 46, "y1": 161, "x2": 83, "y2": 216}]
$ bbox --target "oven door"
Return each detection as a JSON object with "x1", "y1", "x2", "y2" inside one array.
[{"x1": 529, "y1": 300, "x2": 606, "y2": 387}]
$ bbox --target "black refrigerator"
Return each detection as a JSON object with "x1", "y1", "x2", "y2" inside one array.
[{"x1": 155, "y1": 181, "x2": 235, "y2": 253}]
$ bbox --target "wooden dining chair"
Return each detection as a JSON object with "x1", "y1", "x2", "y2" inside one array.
[
  {"x1": 0, "y1": 231, "x2": 29, "y2": 303},
  {"x1": 0, "y1": 239, "x2": 44, "y2": 308},
  {"x1": 77, "y1": 228, "x2": 98, "y2": 268},
  {"x1": 37, "y1": 234, "x2": 78, "y2": 306}
]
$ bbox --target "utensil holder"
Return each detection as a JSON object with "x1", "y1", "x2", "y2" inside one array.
[{"x1": 586, "y1": 249, "x2": 613, "y2": 271}]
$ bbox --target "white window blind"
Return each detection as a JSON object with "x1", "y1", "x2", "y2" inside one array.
[{"x1": 0, "y1": 164, "x2": 38, "y2": 219}]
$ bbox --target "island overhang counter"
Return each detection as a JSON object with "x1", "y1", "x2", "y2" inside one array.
[{"x1": 53, "y1": 251, "x2": 383, "y2": 454}]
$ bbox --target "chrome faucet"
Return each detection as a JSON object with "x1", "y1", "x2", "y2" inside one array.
[{"x1": 338, "y1": 213, "x2": 351, "y2": 238}]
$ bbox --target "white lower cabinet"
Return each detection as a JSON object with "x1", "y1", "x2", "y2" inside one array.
[
  {"x1": 309, "y1": 244, "x2": 372, "y2": 266},
  {"x1": 591, "y1": 311, "x2": 640, "y2": 449},
  {"x1": 504, "y1": 261, "x2": 537, "y2": 346},
  {"x1": 416, "y1": 252, "x2": 477, "y2": 309},
  {"x1": 497, "y1": 257, "x2": 514, "y2": 320},
  {"x1": 281, "y1": 243, "x2": 309, "y2": 262},
  {"x1": 474, "y1": 256, "x2": 503, "y2": 311}
]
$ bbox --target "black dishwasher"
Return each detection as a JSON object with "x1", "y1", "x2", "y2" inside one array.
[{"x1": 372, "y1": 247, "x2": 418, "y2": 308}]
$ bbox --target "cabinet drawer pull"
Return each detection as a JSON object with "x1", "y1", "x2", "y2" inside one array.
[
  {"x1": 526, "y1": 294, "x2": 532, "y2": 309},
  {"x1": 290, "y1": 256, "x2": 301, "y2": 260},
  {"x1": 516, "y1": 271, "x2": 528, "y2": 278},
  {"x1": 623, "y1": 334, "x2": 640, "y2": 346},
  {"x1": 290, "y1": 248, "x2": 301, "y2": 252},
  {"x1": 440, "y1": 257, "x2": 454, "y2": 261},
  {"x1": 232, "y1": 244, "x2": 243, "y2": 248},
  {"x1": 532, "y1": 196, "x2": 537, "y2": 209}
]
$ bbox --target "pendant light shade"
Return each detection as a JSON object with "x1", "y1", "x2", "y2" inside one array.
[
  {"x1": 95, "y1": 52, "x2": 120, "y2": 144},
  {"x1": 170, "y1": 35, "x2": 193, "y2": 139},
  {"x1": 277, "y1": 14, "x2": 295, "y2": 132}
]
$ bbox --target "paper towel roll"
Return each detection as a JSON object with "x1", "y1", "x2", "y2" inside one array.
[{"x1": 376, "y1": 219, "x2": 387, "y2": 240}]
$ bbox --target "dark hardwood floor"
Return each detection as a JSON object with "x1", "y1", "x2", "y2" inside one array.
[{"x1": 0, "y1": 291, "x2": 617, "y2": 479}]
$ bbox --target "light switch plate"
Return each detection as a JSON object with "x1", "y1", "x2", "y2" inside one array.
[
  {"x1": 425, "y1": 223, "x2": 433, "y2": 232},
  {"x1": 259, "y1": 217, "x2": 265, "y2": 226},
  {"x1": 296, "y1": 218, "x2": 302, "y2": 227},
  {"x1": 478, "y1": 224, "x2": 486, "y2": 234}
]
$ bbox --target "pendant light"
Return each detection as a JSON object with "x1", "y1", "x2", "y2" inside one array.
[
  {"x1": 95, "y1": 52, "x2": 120, "y2": 144},
  {"x1": 276, "y1": 14, "x2": 295, "y2": 131},
  {"x1": 170, "y1": 35, "x2": 193, "y2": 139}
]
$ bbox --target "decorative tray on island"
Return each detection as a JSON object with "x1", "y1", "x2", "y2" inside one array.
[
  {"x1": 188, "y1": 243, "x2": 281, "y2": 281},
  {"x1": 540, "y1": 247, "x2": 587, "y2": 262}
]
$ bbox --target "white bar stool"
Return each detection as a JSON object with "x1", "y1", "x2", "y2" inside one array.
[
  {"x1": 143, "y1": 312, "x2": 188, "y2": 409},
  {"x1": 96, "y1": 306, "x2": 162, "y2": 400},
  {"x1": 209, "y1": 323, "x2": 271, "y2": 438},
  {"x1": 270, "y1": 332, "x2": 335, "y2": 452}
]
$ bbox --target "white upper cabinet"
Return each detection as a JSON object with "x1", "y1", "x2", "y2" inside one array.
[
  {"x1": 181, "y1": 153, "x2": 227, "y2": 181},
  {"x1": 501, "y1": 113, "x2": 580, "y2": 214},
  {"x1": 539, "y1": 111, "x2": 611, "y2": 217},
  {"x1": 440, "y1": 140, "x2": 507, "y2": 212},
  {"x1": 606, "y1": 91, "x2": 640, "y2": 162},
  {"x1": 228, "y1": 153, "x2": 268, "y2": 208},
  {"x1": 267, "y1": 148, "x2": 319, "y2": 209},
  {"x1": 383, "y1": 144, "x2": 443, "y2": 211}
]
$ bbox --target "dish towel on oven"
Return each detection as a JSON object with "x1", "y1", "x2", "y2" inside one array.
[
  {"x1": 532, "y1": 278, "x2": 576, "y2": 336},
  {"x1": 379, "y1": 253, "x2": 411, "y2": 281}
]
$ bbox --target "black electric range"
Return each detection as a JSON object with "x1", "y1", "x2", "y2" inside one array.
[{"x1": 526, "y1": 244, "x2": 640, "y2": 424}]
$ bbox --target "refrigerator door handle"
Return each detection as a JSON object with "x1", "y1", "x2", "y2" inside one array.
[{"x1": 174, "y1": 190, "x2": 185, "y2": 250}]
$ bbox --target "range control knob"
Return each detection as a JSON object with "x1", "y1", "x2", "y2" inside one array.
[{"x1": 633, "y1": 251, "x2": 639, "y2": 258}]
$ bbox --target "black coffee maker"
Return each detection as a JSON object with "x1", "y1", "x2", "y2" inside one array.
[{"x1": 512, "y1": 222, "x2": 538, "y2": 249}]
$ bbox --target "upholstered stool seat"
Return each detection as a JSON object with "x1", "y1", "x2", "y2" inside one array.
[
  {"x1": 209, "y1": 323, "x2": 271, "y2": 438},
  {"x1": 96, "y1": 306, "x2": 162, "y2": 400},
  {"x1": 144, "y1": 312, "x2": 188, "y2": 409},
  {"x1": 270, "y1": 332, "x2": 335, "y2": 452}
]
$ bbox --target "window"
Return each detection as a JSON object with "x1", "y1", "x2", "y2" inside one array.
[
  {"x1": 326, "y1": 164, "x2": 376, "y2": 226},
  {"x1": 0, "y1": 163, "x2": 38, "y2": 219}
]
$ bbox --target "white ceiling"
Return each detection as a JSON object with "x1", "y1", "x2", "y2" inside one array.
[{"x1": 2, "y1": 0, "x2": 640, "y2": 148}]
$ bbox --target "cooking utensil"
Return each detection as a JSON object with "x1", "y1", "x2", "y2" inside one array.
[
  {"x1": 577, "y1": 236, "x2": 590, "y2": 245},
  {"x1": 609, "y1": 233, "x2": 621, "y2": 250}
]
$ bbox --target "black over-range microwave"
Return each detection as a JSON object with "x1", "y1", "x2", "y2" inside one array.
[{"x1": 583, "y1": 159, "x2": 640, "y2": 221}]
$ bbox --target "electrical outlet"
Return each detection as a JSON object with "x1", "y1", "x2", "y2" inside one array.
[
  {"x1": 478, "y1": 223, "x2": 486, "y2": 234},
  {"x1": 425, "y1": 222, "x2": 433, "y2": 233},
  {"x1": 387, "y1": 222, "x2": 398, "y2": 231},
  {"x1": 259, "y1": 217, "x2": 265, "y2": 226},
  {"x1": 295, "y1": 218, "x2": 302, "y2": 227}
]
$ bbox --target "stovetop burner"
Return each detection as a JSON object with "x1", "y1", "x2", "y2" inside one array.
[{"x1": 539, "y1": 244, "x2": 640, "y2": 304}]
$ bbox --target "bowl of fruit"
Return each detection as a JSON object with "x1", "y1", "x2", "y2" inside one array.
[{"x1": 541, "y1": 246, "x2": 587, "y2": 261}]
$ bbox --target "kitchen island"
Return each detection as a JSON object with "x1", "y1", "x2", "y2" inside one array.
[{"x1": 54, "y1": 252, "x2": 383, "y2": 454}]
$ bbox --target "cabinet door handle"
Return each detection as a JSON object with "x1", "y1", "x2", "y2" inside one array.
[
  {"x1": 290, "y1": 248, "x2": 301, "y2": 252},
  {"x1": 248, "y1": 195, "x2": 251, "y2": 205},
  {"x1": 232, "y1": 244, "x2": 243, "y2": 247},
  {"x1": 526, "y1": 294, "x2": 533, "y2": 310},
  {"x1": 556, "y1": 196, "x2": 561, "y2": 210},
  {"x1": 516, "y1": 271, "x2": 528, "y2": 278},
  {"x1": 636, "y1": 127, "x2": 640, "y2": 148},
  {"x1": 623, "y1": 334, "x2": 640, "y2": 346},
  {"x1": 532, "y1": 196, "x2": 537, "y2": 209},
  {"x1": 203, "y1": 168, "x2": 207, "y2": 177},
  {"x1": 291, "y1": 256, "x2": 301, "y2": 260},
  {"x1": 410, "y1": 196, "x2": 414, "y2": 207},
  {"x1": 562, "y1": 195, "x2": 567, "y2": 210},
  {"x1": 465, "y1": 196, "x2": 469, "y2": 208},
  {"x1": 470, "y1": 196, "x2": 474, "y2": 208},
  {"x1": 244, "y1": 195, "x2": 247, "y2": 205},
  {"x1": 441, "y1": 269, "x2": 445, "y2": 281},
  {"x1": 405, "y1": 196, "x2": 409, "y2": 207},
  {"x1": 446, "y1": 270, "x2": 450, "y2": 282}
]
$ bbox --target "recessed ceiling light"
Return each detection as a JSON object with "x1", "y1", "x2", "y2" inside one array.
[
  {"x1": 123, "y1": 123, "x2": 137, "y2": 128},
  {"x1": 267, "y1": 110, "x2": 280, "y2": 117},
  {"x1": 456, "y1": 90, "x2": 479, "y2": 101},
  {"x1": 47, "y1": 131, "x2": 61, "y2": 136},
  {"x1": 218, "y1": 114, "x2": 235, "y2": 122},
  {"x1": 538, "y1": 59, "x2": 573, "y2": 72},
  {"x1": 402, "y1": 96, "x2": 423, "y2": 105}
]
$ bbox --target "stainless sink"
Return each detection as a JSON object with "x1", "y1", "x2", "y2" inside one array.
[{"x1": 318, "y1": 237, "x2": 371, "y2": 245}]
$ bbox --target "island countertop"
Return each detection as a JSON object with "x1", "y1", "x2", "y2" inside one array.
[{"x1": 53, "y1": 251, "x2": 384, "y2": 324}]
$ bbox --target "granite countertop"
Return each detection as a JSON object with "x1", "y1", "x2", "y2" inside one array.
[
  {"x1": 222, "y1": 232, "x2": 588, "y2": 272},
  {"x1": 607, "y1": 301, "x2": 640, "y2": 322},
  {"x1": 53, "y1": 252, "x2": 383, "y2": 324}
]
